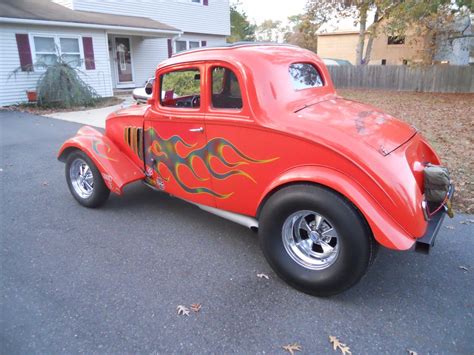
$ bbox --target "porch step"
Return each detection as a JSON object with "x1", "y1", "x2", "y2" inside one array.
[{"x1": 113, "y1": 88, "x2": 134, "y2": 96}]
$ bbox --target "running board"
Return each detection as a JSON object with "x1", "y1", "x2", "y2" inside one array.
[{"x1": 144, "y1": 182, "x2": 259, "y2": 230}]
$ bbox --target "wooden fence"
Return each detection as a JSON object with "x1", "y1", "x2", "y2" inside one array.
[{"x1": 326, "y1": 65, "x2": 474, "y2": 93}]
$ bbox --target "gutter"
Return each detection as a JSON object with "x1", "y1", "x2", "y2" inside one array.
[{"x1": 0, "y1": 17, "x2": 182, "y2": 36}]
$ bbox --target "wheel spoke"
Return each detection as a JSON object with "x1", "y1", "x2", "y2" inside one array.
[
  {"x1": 319, "y1": 240, "x2": 334, "y2": 255},
  {"x1": 300, "y1": 218, "x2": 313, "y2": 234},
  {"x1": 296, "y1": 239, "x2": 313, "y2": 254},
  {"x1": 314, "y1": 214, "x2": 323, "y2": 230},
  {"x1": 321, "y1": 227, "x2": 334, "y2": 236}
]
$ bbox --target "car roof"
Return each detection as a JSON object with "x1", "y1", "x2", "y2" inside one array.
[{"x1": 156, "y1": 42, "x2": 319, "y2": 70}]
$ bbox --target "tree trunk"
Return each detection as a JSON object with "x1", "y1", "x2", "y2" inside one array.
[
  {"x1": 362, "y1": 8, "x2": 380, "y2": 65},
  {"x1": 355, "y1": 4, "x2": 368, "y2": 65}
]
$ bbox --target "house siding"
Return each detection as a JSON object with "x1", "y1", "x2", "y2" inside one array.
[
  {"x1": 67, "y1": 0, "x2": 230, "y2": 36},
  {"x1": 0, "y1": 24, "x2": 113, "y2": 106}
]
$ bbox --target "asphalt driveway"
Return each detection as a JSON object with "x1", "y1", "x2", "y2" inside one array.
[{"x1": 1, "y1": 111, "x2": 473, "y2": 354}]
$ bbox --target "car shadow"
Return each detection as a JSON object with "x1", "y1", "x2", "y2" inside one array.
[{"x1": 101, "y1": 181, "x2": 463, "y2": 305}]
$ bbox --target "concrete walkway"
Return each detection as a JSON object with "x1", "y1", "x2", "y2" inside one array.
[{"x1": 43, "y1": 96, "x2": 135, "y2": 128}]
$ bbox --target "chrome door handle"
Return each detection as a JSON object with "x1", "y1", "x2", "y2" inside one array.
[{"x1": 189, "y1": 127, "x2": 204, "y2": 133}]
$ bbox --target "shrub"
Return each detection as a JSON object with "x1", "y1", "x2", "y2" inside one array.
[{"x1": 36, "y1": 59, "x2": 98, "y2": 108}]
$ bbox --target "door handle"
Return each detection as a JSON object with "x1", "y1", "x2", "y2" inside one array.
[{"x1": 189, "y1": 127, "x2": 204, "y2": 133}]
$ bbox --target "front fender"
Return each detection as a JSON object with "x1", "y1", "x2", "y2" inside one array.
[
  {"x1": 58, "y1": 126, "x2": 145, "y2": 195},
  {"x1": 258, "y1": 165, "x2": 419, "y2": 251}
]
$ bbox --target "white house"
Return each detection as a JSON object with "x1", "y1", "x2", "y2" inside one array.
[{"x1": 0, "y1": 0, "x2": 230, "y2": 106}]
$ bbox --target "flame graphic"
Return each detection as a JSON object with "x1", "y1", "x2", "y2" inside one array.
[{"x1": 144, "y1": 127, "x2": 278, "y2": 198}]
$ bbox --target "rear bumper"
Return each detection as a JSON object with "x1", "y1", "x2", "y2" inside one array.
[{"x1": 415, "y1": 184, "x2": 454, "y2": 254}]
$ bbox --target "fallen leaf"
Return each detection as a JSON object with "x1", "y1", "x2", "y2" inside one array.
[
  {"x1": 257, "y1": 273, "x2": 270, "y2": 280},
  {"x1": 176, "y1": 305, "x2": 190, "y2": 316},
  {"x1": 329, "y1": 336, "x2": 352, "y2": 355},
  {"x1": 459, "y1": 266, "x2": 469, "y2": 272},
  {"x1": 407, "y1": 350, "x2": 418, "y2": 355},
  {"x1": 460, "y1": 219, "x2": 474, "y2": 224},
  {"x1": 282, "y1": 343, "x2": 302, "y2": 355},
  {"x1": 190, "y1": 303, "x2": 202, "y2": 312},
  {"x1": 42, "y1": 181, "x2": 48, "y2": 186},
  {"x1": 444, "y1": 225, "x2": 455, "y2": 230}
]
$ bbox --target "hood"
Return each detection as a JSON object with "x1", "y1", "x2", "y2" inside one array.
[
  {"x1": 107, "y1": 103, "x2": 149, "y2": 119},
  {"x1": 296, "y1": 98, "x2": 417, "y2": 156}
]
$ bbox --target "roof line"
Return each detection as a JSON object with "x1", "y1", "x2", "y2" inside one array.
[
  {"x1": 0, "y1": 17, "x2": 182, "y2": 35},
  {"x1": 172, "y1": 42, "x2": 299, "y2": 58}
]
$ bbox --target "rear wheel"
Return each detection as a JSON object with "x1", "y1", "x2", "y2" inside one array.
[
  {"x1": 259, "y1": 184, "x2": 377, "y2": 296},
  {"x1": 65, "y1": 151, "x2": 110, "y2": 208}
]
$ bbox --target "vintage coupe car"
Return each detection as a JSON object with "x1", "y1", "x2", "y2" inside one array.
[{"x1": 58, "y1": 44, "x2": 453, "y2": 296}]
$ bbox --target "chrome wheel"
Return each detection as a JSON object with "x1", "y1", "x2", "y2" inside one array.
[
  {"x1": 69, "y1": 158, "x2": 94, "y2": 199},
  {"x1": 282, "y1": 210, "x2": 340, "y2": 270}
]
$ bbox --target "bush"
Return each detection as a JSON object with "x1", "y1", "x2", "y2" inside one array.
[{"x1": 36, "y1": 60, "x2": 98, "y2": 108}]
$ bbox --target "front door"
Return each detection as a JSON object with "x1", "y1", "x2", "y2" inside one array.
[
  {"x1": 114, "y1": 37, "x2": 133, "y2": 85},
  {"x1": 144, "y1": 65, "x2": 215, "y2": 207}
]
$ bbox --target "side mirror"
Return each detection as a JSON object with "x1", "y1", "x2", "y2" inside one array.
[{"x1": 145, "y1": 86, "x2": 153, "y2": 95}]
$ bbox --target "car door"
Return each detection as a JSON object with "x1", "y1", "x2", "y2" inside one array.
[
  {"x1": 144, "y1": 64, "x2": 215, "y2": 207},
  {"x1": 204, "y1": 63, "x2": 281, "y2": 216}
]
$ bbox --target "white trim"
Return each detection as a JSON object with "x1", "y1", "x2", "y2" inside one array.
[
  {"x1": 0, "y1": 17, "x2": 182, "y2": 36},
  {"x1": 29, "y1": 32, "x2": 85, "y2": 71},
  {"x1": 111, "y1": 35, "x2": 135, "y2": 87}
]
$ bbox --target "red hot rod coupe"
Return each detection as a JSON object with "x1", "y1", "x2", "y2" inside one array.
[{"x1": 59, "y1": 44, "x2": 454, "y2": 296}]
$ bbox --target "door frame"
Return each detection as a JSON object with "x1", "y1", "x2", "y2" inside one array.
[{"x1": 111, "y1": 35, "x2": 135, "y2": 88}]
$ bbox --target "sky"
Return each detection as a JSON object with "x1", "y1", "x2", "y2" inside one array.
[{"x1": 235, "y1": 0, "x2": 308, "y2": 26}]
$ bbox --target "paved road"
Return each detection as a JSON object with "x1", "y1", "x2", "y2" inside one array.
[{"x1": 1, "y1": 111, "x2": 473, "y2": 354}]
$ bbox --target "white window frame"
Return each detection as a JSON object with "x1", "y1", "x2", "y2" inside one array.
[
  {"x1": 29, "y1": 33, "x2": 85, "y2": 71},
  {"x1": 174, "y1": 39, "x2": 202, "y2": 54},
  {"x1": 178, "y1": 0, "x2": 203, "y2": 5}
]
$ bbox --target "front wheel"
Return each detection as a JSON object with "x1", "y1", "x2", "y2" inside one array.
[
  {"x1": 259, "y1": 184, "x2": 377, "y2": 296},
  {"x1": 65, "y1": 151, "x2": 110, "y2": 208}
]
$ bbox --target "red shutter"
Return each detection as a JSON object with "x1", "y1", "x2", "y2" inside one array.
[
  {"x1": 167, "y1": 39, "x2": 173, "y2": 58},
  {"x1": 201, "y1": 40, "x2": 207, "y2": 47},
  {"x1": 203, "y1": 0, "x2": 208, "y2": 5},
  {"x1": 15, "y1": 34, "x2": 33, "y2": 72},
  {"x1": 82, "y1": 37, "x2": 95, "y2": 70}
]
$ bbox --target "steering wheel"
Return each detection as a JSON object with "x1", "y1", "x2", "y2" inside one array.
[{"x1": 191, "y1": 95, "x2": 200, "y2": 108}]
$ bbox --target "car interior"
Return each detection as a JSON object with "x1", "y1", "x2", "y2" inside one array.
[{"x1": 160, "y1": 67, "x2": 242, "y2": 109}]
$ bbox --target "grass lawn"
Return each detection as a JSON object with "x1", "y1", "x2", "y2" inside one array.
[{"x1": 339, "y1": 89, "x2": 473, "y2": 214}]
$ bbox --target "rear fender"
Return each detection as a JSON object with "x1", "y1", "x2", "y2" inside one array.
[
  {"x1": 258, "y1": 165, "x2": 417, "y2": 251},
  {"x1": 58, "y1": 126, "x2": 145, "y2": 195}
]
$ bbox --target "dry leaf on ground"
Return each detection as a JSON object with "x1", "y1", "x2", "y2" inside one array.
[
  {"x1": 407, "y1": 350, "x2": 418, "y2": 355},
  {"x1": 176, "y1": 305, "x2": 190, "y2": 316},
  {"x1": 444, "y1": 225, "x2": 455, "y2": 230},
  {"x1": 329, "y1": 336, "x2": 352, "y2": 355},
  {"x1": 257, "y1": 273, "x2": 270, "y2": 279},
  {"x1": 459, "y1": 265, "x2": 469, "y2": 272},
  {"x1": 190, "y1": 303, "x2": 202, "y2": 312},
  {"x1": 282, "y1": 343, "x2": 302, "y2": 355},
  {"x1": 460, "y1": 219, "x2": 474, "y2": 224},
  {"x1": 42, "y1": 181, "x2": 48, "y2": 186}
]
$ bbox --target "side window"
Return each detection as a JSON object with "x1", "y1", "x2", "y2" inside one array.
[
  {"x1": 160, "y1": 68, "x2": 201, "y2": 108},
  {"x1": 288, "y1": 63, "x2": 324, "y2": 90},
  {"x1": 211, "y1": 66, "x2": 243, "y2": 109}
]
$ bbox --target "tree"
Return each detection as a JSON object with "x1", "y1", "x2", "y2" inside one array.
[
  {"x1": 256, "y1": 19, "x2": 283, "y2": 42},
  {"x1": 283, "y1": 14, "x2": 319, "y2": 52},
  {"x1": 227, "y1": 1, "x2": 256, "y2": 43},
  {"x1": 306, "y1": 0, "x2": 473, "y2": 65},
  {"x1": 306, "y1": 0, "x2": 387, "y2": 65}
]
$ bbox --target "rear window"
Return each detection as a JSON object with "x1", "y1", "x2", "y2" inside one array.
[{"x1": 289, "y1": 63, "x2": 323, "y2": 90}]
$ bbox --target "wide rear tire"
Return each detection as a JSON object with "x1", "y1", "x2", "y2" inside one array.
[{"x1": 259, "y1": 184, "x2": 377, "y2": 296}]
